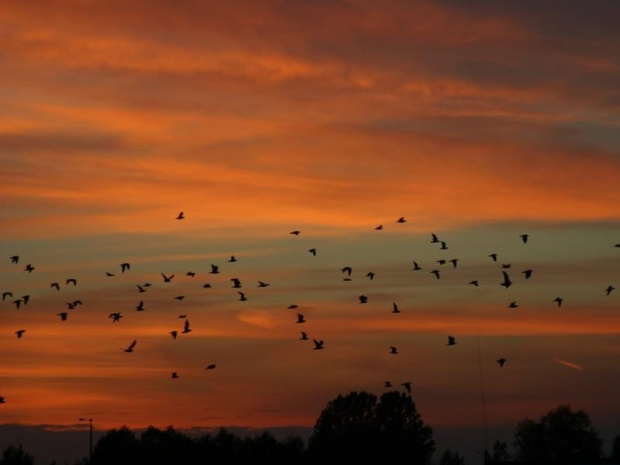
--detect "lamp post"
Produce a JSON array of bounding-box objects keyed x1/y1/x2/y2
[{"x1": 79, "y1": 417, "x2": 93, "y2": 462}]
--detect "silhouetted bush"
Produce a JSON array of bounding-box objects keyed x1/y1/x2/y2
[
  {"x1": 0, "y1": 445, "x2": 33, "y2": 465},
  {"x1": 439, "y1": 448, "x2": 465, "y2": 465}
]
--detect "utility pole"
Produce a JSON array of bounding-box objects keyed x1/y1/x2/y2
[{"x1": 79, "y1": 417, "x2": 93, "y2": 462}]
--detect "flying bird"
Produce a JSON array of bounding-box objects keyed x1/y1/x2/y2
[
  {"x1": 437, "y1": 260, "x2": 446, "y2": 266},
  {"x1": 2, "y1": 292, "x2": 12, "y2": 301},
  {"x1": 176, "y1": 212, "x2": 184, "y2": 220},
  {"x1": 228, "y1": 255, "x2": 237, "y2": 263},
  {"x1": 57, "y1": 312, "x2": 68, "y2": 321},
  {"x1": 300, "y1": 331, "x2": 308, "y2": 340},
  {"x1": 51, "y1": 282, "x2": 60, "y2": 291},
  {"x1": 10, "y1": 255, "x2": 19, "y2": 264},
  {"x1": 440, "y1": 241, "x2": 448, "y2": 250},
  {"x1": 359, "y1": 295, "x2": 368, "y2": 304},
  {"x1": 173, "y1": 296, "x2": 185, "y2": 301},
  {"x1": 137, "y1": 285, "x2": 146, "y2": 293},
  {"x1": 161, "y1": 273, "x2": 174, "y2": 282},
  {"x1": 501, "y1": 264, "x2": 511, "y2": 269},
  {"x1": 430, "y1": 270, "x2": 441, "y2": 279},
  {"x1": 123, "y1": 340, "x2": 137, "y2": 352},
  {"x1": 553, "y1": 297, "x2": 563, "y2": 307},
  {"x1": 186, "y1": 271, "x2": 195, "y2": 278},
  {"x1": 178, "y1": 315, "x2": 186, "y2": 319},
  {"x1": 296, "y1": 314, "x2": 306, "y2": 324},
  {"x1": 401, "y1": 382, "x2": 412, "y2": 394},
  {"x1": 469, "y1": 280, "x2": 479, "y2": 287},
  {"x1": 290, "y1": 230, "x2": 301, "y2": 235},
  {"x1": 501, "y1": 271, "x2": 513, "y2": 289},
  {"x1": 105, "y1": 272, "x2": 115, "y2": 277},
  {"x1": 605, "y1": 285, "x2": 615, "y2": 296},
  {"x1": 497, "y1": 358, "x2": 507, "y2": 368},
  {"x1": 389, "y1": 346, "x2": 398, "y2": 354},
  {"x1": 430, "y1": 233, "x2": 440, "y2": 243},
  {"x1": 120, "y1": 263, "x2": 130, "y2": 273},
  {"x1": 136, "y1": 300, "x2": 145, "y2": 311},
  {"x1": 13, "y1": 299, "x2": 22, "y2": 309},
  {"x1": 308, "y1": 248, "x2": 317, "y2": 256},
  {"x1": 257, "y1": 281, "x2": 270, "y2": 287},
  {"x1": 412, "y1": 261, "x2": 421, "y2": 271},
  {"x1": 202, "y1": 283, "x2": 212, "y2": 289},
  {"x1": 508, "y1": 301, "x2": 519, "y2": 308},
  {"x1": 238, "y1": 291, "x2": 247, "y2": 302},
  {"x1": 384, "y1": 381, "x2": 392, "y2": 388},
  {"x1": 391, "y1": 302, "x2": 400, "y2": 314},
  {"x1": 22, "y1": 295, "x2": 29, "y2": 305},
  {"x1": 313, "y1": 339, "x2": 324, "y2": 350},
  {"x1": 341, "y1": 266, "x2": 352, "y2": 277},
  {"x1": 366, "y1": 272, "x2": 375, "y2": 280},
  {"x1": 66, "y1": 278, "x2": 77, "y2": 286},
  {"x1": 397, "y1": 217, "x2": 406, "y2": 223},
  {"x1": 109, "y1": 312, "x2": 123, "y2": 322},
  {"x1": 0, "y1": 396, "x2": 5, "y2": 404},
  {"x1": 171, "y1": 372, "x2": 179, "y2": 379},
  {"x1": 522, "y1": 269, "x2": 533, "y2": 279},
  {"x1": 169, "y1": 331, "x2": 178, "y2": 340},
  {"x1": 24, "y1": 264, "x2": 35, "y2": 273},
  {"x1": 447, "y1": 335, "x2": 457, "y2": 346},
  {"x1": 205, "y1": 364, "x2": 217, "y2": 370},
  {"x1": 15, "y1": 330, "x2": 26, "y2": 339},
  {"x1": 210, "y1": 265, "x2": 220, "y2": 274},
  {"x1": 231, "y1": 278, "x2": 242, "y2": 288},
  {"x1": 182, "y1": 320, "x2": 192, "y2": 334},
  {"x1": 488, "y1": 254, "x2": 498, "y2": 262},
  {"x1": 287, "y1": 304, "x2": 298, "y2": 309},
  {"x1": 449, "y1": 259, "x2": 459, "y2": 268},
  {"x1": 375, "y1": 225, "x2": 383, "y2": 230},
  {"x1": 520, "y1": 234, "x2": 529, "y2": 244}
]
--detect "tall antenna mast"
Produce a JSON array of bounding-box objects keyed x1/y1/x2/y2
[{"x1": 477, "y1": 333, "x2": 489, "y2": 464}]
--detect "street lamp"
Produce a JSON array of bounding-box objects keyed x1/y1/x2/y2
[{"x1": 78, "y1": 417, "x2": 93, "y2": 462}]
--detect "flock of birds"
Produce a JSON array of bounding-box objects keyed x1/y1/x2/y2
[{"x1": 1, "y1": 212, "x2": 618, "y2": 406}]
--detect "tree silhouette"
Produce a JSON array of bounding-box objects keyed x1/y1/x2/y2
[
  {"x1": 612, "y1": 434, "x2": 620, "y2": 461},
  {"x1": 439, "y1": 448, "x2": 465, "y2": 465},
  {"x1": 0, "y1": 445, "x2": 33, "y2": 465},
  {"x1": 308, "y1": 390, "x2": 435, "y2": 463},
  {"x1": 513, "y1": 404, "x2": 603, "y2": 463},
  {"x1": 91, "y1": 425, "x2": 139, "y2": 465}
]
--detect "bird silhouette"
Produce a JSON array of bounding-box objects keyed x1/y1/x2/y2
[
  {"x1": 173, "y1": 296, "x2": 185, "y2": 301},
  {"x1": 359, "y1": 295, "x2": 368, "y2": 304},
  {"x1": 10, "y1": 256, "x2": 19, "y2": 264},
  {"x1": 2, "y1": 292, "x2": 12, "y2": 301},
  {"x1": 137, "y1": 285, "x2": 147, "y2": 293},
  {"x1": 389, "y1": 346, "x2": 398, "y2": 354},
  {"x1": 430, "y1": 270, "x2": 441, "y2": 279},
  {"x1": 171, "y1": 372, "x2": 179, "y2": 379},
  {"x1": 290, "y1": 230, "x2": 301, "y2": 235},
  {"x1": 238, "y1": 291, "x2": 247, "y2": 301},
  {"x1": 105, "y1": 272, "x2": 115, "y2": 277},
  {"x1": 469, "y1": 280, "x2": 479, "y2": 287},
  {"x1": 501, "y1": 264, "x2": 511, "y2": 269},
  {"x1": 209, "y1": 265, "x2": 220, "y2": 274},
  {"x1": 488, "y1": 253, "x2": 498, "y2": 262},
  {"x1": 66, "y1": 278, "x2": 77, "y2": 286},
  {"x1": 257, "y1": 281, "x2": 270, "y2": 287},
  {"x1": 449, "y1": 259, "x2": 459, "y2": 268},
  {"x1": 522, "y1": 269, "x2": 533, "y2": 279},
  {"x1": 605, "y1": 285, "x2": 615, "y2": 296},
  {"x1": 109, "y1": 312, "x2": 123, "y2": 322},
  {"x1": 401, "y1": 382, "x2": 412, "y2": 394},
  {"x1": 497, "y1": 358, "x2": 507, "y2": 368},
  {"x1": 136, "y1": 300, "x2": 145, "y2": 311},
  {"x1": 169, "y1": 331, "x2": 178, "y2": 340},
  {"x1": 122, "y1": 340, "x2": 137, "y2": 352},
  {"x1": 231, "y1": 278, "x2": 242, "y2": 288},
  {"x1": 13, "y1": 299, "x2": 22, "y2": 309},
  {"x1": 313, "y1": 339, "x2": 324, "y2": 350},
  {"x1": 375, "y1": 225, "x2": 383, "y2": 230},
  {"x1": 300, "y1": 331, "x2": 308, "y2": 340},
  {"x1": 15, "y1": 330, "x2": 26, "y2": 339},
  {"x1": 397, "y1": 217, "x2": 406, "y2": 223},
  {"x1": 228, "y1": 255, "x2": 237, "y2": 263},
  {"x1": 431, "y1": 233, "x2": 440, "y2": 243},
  {"x1": 391, "y1": 302, "x2": 400, "y2": 314},
  {"x1": 412, "y1": 261, "x2": 422, "y2": 271},
  {"x1": 437, "y1": 260, "x2": 446, "y2": 265},
  {"x1": 287, "y1": 304, "x2": 298, "y2": 309},
  {"x1": 0, "y1": 396, "x2": 5, "y2": 403},
  {"x1": 182, "y1": 320, "x2": 192, "y2": 334},
  {"x1": 447, "y1": 335, "x2": 457, "y2": 346},
  {"x1": 501, "y1": 271, "x2": 513, "y2": 289},
  {"x1": 161, "y1": 273, "x2": 174, "y2": 282},
  {"x1": 22, "y1": 295, "x2": 29, "y2": 305},
  {"x1": 553, "y1": 297, "x2": 563, "y2": 307},
  {"x1": 186, "y1": 271, "x2": 195, "y2": 278},
  {"x1": 57, "y1": 312, "x2": 68, "y2": 321},
  {"x1": 202, "y1": 283, "x2": 212, "y2": 288},
  {"x1": 366, "y1": 272, "x2": 375, "y2": 280},
  {"x1": 440, "y1": 241, "x2": 448, "y2": 250},
  {"x1": 384, "y1": 381, "x2": 392, "y2": 388},
  {"x1": 120, "y1": 263, "x2": 130, "y2": 273},
  {"x1": 308, "y1": 248, "x2": 317, "y2": 256},
  {"x1": 178, "y1": 315, "x2": 187, "y2": 319},
  {"x1": 24, "y1": 264, "x2": 35, "y2": 273},
  {"x1": 205, "y1": 364, "x2": 217, "y2": 370},
  {"x1": 296, "y1": 314, "x2": 306, "y2": 323},
  {"x1": 341, "y1": 266, "x2": 352, "y2": 277},
  {"x1": 176, "y1": 212, "x2": 184, "y2": 220},
  {"x1": 615, "y1": 244, "x2": 620, "y2": 248},
  {"x1": 508, "y1": 301, "x2": 519, "y2": 308},
  {"x1": 51, "y1": 282, "x2": 60, "y2": 291},
  {"x1": 520, "y1": 234, "x2": 529, "y2": 244}
]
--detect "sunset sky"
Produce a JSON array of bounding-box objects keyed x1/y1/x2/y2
[{"x1": 1, "y1": 0, "x2": 619, "y2": 457}]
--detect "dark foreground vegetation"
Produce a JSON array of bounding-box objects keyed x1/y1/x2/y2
[{"x1": 2, "y1": 392, "x2": 620, "y2": 465}]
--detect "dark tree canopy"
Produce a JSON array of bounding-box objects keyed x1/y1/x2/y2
[
  {"x1": 308, "y1": 390, "x2": 435, "y2": 463},
  {"x1": 0, "y1": 445, "x2": 33, "y2": 465},
  {"x1": 513, "y1": 404, "x2": 603, "y2": 463}
]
